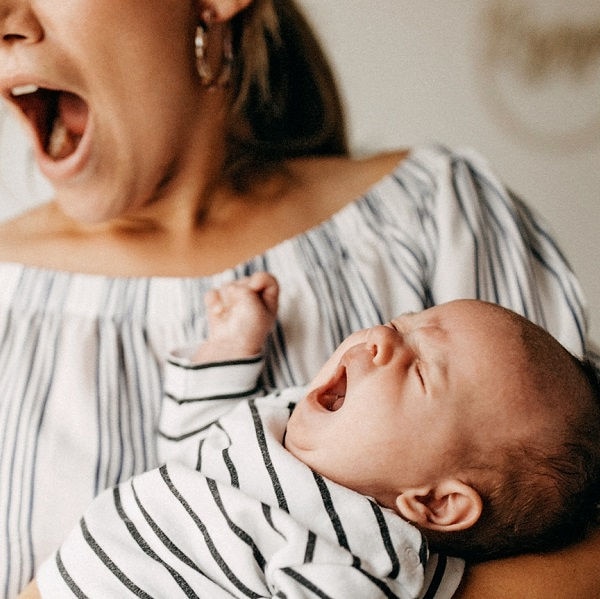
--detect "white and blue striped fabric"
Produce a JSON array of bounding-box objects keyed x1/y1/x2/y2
[
  {"x1": 0, "y1": 145, "x2": 590, "y2": 598},
  {"x1": 37, "y1": 357, "x2": 431, "y2": 598}
]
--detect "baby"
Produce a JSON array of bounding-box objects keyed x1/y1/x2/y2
[
  {"x1": 183, "y1": 272, "x2": 600, "y2": 561},
  {"x1": 35, "y1": 273, "x2": 600, "y2": 598}
]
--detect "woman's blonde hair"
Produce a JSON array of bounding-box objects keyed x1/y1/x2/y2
[{"x1": 226, "y1": 0, "x2": 348, "y2": 188}]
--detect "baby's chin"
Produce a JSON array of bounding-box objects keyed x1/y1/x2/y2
[
  {"x1": 284, "y1": 407, "x2": 322, "y2": 467},
  {"x1": 282, "y1": 415, "x2": 303, "y2": 456}
]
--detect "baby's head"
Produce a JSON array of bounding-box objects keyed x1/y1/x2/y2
[{"x1": 285, "y1": 299, "x2": 600, "y2": 560}]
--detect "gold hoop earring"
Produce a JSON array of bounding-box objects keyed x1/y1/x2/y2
[
  {"x1": 215, "y1": 25, "x2": 233, "y2": 88},
  {"x1": 195, "y1": 24, "x2": 214, "y2": 86},
  {"x1": 195, "y1": 16, "x2": 233, "y2": 89}
]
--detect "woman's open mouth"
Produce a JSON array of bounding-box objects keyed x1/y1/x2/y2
[
  {"x1": 9, "y1": 85, "x2": 89, "y2": 162},
  {"x1": 316, "y1": 364, "x2": 347, "y2": 412}
]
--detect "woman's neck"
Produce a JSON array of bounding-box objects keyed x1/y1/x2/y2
[{"x1": 0, "y1": 150, "x2": 408, "y2": 277}]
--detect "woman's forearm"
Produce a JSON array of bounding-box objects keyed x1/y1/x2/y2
[{"x1": 454, "y1": 526, "x2": 600, "y2": 598}]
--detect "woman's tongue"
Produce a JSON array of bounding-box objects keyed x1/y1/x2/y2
[{"x1": 47, "y1": 92, "x2": 88, "y2": 160}]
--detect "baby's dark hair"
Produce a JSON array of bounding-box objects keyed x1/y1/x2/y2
[{"x1": 426, "y1": 357, "x2": 600, "y2": 562}]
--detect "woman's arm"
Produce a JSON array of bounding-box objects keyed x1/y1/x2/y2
[{"x1": 454, "y1": 526, "x2": 600, "y2": 598}]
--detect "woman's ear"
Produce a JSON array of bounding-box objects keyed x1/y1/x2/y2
[
  {"x1": 197, "y1": 0, "x2": 253, "y2": 23},
  {"x1": 395, "y1": 479, "x2": 483, "y2": 532}
]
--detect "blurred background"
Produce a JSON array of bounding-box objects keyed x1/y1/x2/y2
[{"x1": 1, "y1": 0, "x2": 599, "y2": 339}]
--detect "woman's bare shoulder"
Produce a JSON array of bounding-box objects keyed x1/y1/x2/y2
[
  {"x1": 0, "y1": 204, "x2": 44, "y2": 240},
  {"x1": 0, "y1": 202, "x2": 73, "y2": 262},
  {"x1": 293, "y1": 149, "x2": 409, "y2": 188},
  {"x1": 287, "y1": 148, "x2": 409, "y2": 214}
]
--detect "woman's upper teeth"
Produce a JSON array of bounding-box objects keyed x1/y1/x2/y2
[{"x1": 11, "y1": 84, "x2": 40, "y2": 97}]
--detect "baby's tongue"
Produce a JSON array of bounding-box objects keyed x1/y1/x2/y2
[{"x1": 47, "y1": 92, "x2": 88, "y2": 160}]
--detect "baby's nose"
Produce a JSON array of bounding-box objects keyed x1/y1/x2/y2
[{"x1": 366, "y1": 325, "x2": 407, "y2": 365}]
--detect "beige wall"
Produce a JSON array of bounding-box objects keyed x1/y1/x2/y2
[{"x1": 1, "y1": 0, "x2": 599, "y2": 339}]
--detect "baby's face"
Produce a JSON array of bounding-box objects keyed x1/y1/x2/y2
[{"x1": 285, "y1": 300, "x2": 550, "y2": 508}]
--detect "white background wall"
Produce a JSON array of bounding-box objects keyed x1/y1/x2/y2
[{"x1": 1, "y1": 0, "x2": 599, "y2": 339}]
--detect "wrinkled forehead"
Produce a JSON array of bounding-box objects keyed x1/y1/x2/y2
[
  {"x1": 397, "y1": 300, "x2": 564, "y2": 391},
  {"x1": 393, "y1": 299, "x2": 527, "y2": 361},
  {"x1": 420, "y1": 299, "x2": 526, "y2": 343}
]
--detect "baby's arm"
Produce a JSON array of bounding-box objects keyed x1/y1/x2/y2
[
  {"x1": 193, "y1": 271, "x2": 279, "y2": 363},
  {"x1": 158, "y1": 273, "x2": 279, "y2": 465}
]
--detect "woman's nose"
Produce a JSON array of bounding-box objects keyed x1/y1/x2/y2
[
  {"x1": 1, "y1": 4, "x2": 43, "y2": 45},
  {"x1": 365, "y1": 325, "x2": 413, "y2": 366}
]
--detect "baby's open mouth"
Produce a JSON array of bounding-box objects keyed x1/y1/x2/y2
[
  {"x1": 9, "y1": 85, "x2": 88, "y2": 161},
  {"x1": 317, "y1": 365, "x2": 347, "y2": 411}
]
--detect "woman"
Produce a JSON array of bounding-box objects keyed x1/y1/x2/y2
[{"x1": 1, "y1": 0, "x2": 597, "y2": 597}]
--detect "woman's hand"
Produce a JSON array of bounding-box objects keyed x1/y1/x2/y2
[
  {"x1": 18, "y1": 580, "x2": 41, "y2": 599},
  {"x1": 454, "y1": 525, "x2": 600, "y2": 598}
]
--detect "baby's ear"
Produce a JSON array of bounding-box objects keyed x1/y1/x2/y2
[{"x1": 395, "y1": 480, "x2": 482, "y2": 532}]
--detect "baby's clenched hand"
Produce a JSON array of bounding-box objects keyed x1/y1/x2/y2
[{"x1": 192, "y1": 272, "x2": 279, "y2": 363}]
